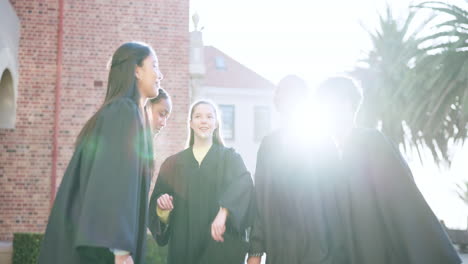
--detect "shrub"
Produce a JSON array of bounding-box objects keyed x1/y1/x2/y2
[
  {"x1": 12, "y1": 233, "x2": 44, "y2": 264},
  {"x1": 12, "y1": 233, "x2": 167, "y2": 264}
]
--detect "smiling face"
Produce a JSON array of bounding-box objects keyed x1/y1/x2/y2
[
  {"x1": 190, "y1": 103, "x2": 218, "y2": 143},
  {"x1": 135, "y1": 54, "x2": 163, "y2": 98}
]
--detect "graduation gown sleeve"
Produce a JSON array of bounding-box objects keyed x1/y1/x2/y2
[
  {"x1": 367, "y1": 130, "x2": 461, "y2": 264},
  {"x1": 148, "y1": 156, "x2": 176, "y2": 246},
  {"x1": 74, "y1": 98, "x2": 143, "y2": 255},
  {"x1": 218, "y1": 148, "x2": 255, "y2": 233},
  {"x1": 248, "y1": 139, "x2": 268, "y2": 256}
]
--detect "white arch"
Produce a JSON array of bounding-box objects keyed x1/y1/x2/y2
[
  {"x1": 0, "y1": 69, "x2": 16, "y2": 128},
  {"x1": 0, "y1": 1, "x2": 20, "y2": 129},
  {"x1": 0, "y1": 48, "x2": 19, "y2": 129}
]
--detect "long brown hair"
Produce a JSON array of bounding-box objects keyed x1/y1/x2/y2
[
  {"x1": 76, "y1": 42, "x2": 155, "y2": 145},
  {"x1": 188, "y1": 100, "x2": 225, "y2": 147}
]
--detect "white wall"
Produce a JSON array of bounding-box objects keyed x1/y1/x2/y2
[{"x1": 0, "y1": 1, "x2": 20, "y2": 129}]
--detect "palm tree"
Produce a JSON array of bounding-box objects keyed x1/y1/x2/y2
[
  {"x1": 352, "y1": 2, "x2": 468, "y2": 165},
  {"x1": 352, "y1": 6, "x2": 428, "y2": 155},
  {"x1": 455, "y1": 181, "x2": 468, "y2": 230},
  {"x1": 406, "y1": 1, "x2": 468, "y2": 164},
  {"x1": 455, "y1": 181, "x2": 468, "y2": 206}
]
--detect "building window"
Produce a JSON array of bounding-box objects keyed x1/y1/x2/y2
[
  {"x1": 215, "y1": 56, "x2": 226, "y2": 70},
  {"x1": 219, "y1": 104, "x2": 235, "y2": 140},
  {"x1": 254, "y1": 106, "x2": 271, "y2": 141}
]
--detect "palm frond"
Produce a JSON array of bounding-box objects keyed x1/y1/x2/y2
[{"x1": 351, "y1": 2, "x2": 468, "y2": 166}]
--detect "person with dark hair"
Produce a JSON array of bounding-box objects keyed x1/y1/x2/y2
[
  {"x1": 315, "y1": 76, "x2": 461, "y2": 264},
  {"x1": 148, "y1": 100, "x2": 255, "y2": 264},
  {"x1": 247, "y1": 75, "x2": 344, "y2": 264},
  {"x1": 149, "y1": 88, "x2": 172, "y2": 137},
  {"x1": 38, "y1": 41, "x2": 163, "y2": 264}
]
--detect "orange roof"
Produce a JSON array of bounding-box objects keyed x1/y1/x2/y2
[{"x1": 203, "y1": 46, "x2": 275, "y2": 90}]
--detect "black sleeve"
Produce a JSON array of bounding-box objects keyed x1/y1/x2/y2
[
  {"x1": 148, "y1": 157, "x2": 176, "y2": 246},
  {"x1": 218, "y1": 149, "x2": 255, "y2": 233},
  {"x1": 74, "y1": 98, "x2": 142, "y2": 255},
  {"x1": 248, "y1": 140, "x2": 268, "y2": 256}
]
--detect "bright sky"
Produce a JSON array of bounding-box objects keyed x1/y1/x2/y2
[
  {"x1": 189, "y1": 0, "x2": 468, "y2": 228},
  {"x1": 190, "y1": 0, "x2": 416, "y2": 86}
]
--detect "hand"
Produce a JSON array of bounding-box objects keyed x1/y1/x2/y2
[
  {"x1": 211, "y1": 207, "x2": 228, "y2": 242},
  {"x1": 157, "y1": 194, "x2": 174, "y2": 211},
  {"x1": 247, "y1": 256, "x2": 261, "y2": 264},
  {"x1": 115, "y1": 254, "x2": 133, "y2": 264}
]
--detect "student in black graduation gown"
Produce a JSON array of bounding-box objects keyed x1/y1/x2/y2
[
  {"x1": 148, "y1": 100, "x2": 255, "y2": 264},
  {"x1": 38, "y1": 42, "x2": 163, "y2": 264},
  {"x1": 247, "y1": 75, "x2": 345, "y2": 264},
  {"x1": 315, "y1": 76, "x2": 461, "y2": 264}
]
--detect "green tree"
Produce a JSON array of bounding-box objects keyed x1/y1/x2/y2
[
  {"x1": 456, "y1": 181, "x2": 468, "y2": 206},
  {"x1": 352, "y1": 2, "x2": 468, "y2": 165}
]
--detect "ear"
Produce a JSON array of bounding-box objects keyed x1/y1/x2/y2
[
  {"x1": 189, "y1": 119, "x2": 194, "y2": 130},
  {"x1": 135, "y1": 67, "x2": 141, "y2": 80}
]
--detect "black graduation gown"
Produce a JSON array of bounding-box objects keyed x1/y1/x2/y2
[
  {"x1": 148, "y1": 144, "x2": 255, "y2": 264},
  {"x1": 338, "y1": 128, "x2": 461, "y2": 264},
  {"x1": 249, "y1": 130, "x2": 346, "y2": 264},
  {"x1": 38, "y1": 97, "x2": 153, "y2": 264}
]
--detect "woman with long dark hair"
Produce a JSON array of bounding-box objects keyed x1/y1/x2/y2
[
  {"x1": 149, "y1": 100, "x2": 255, "y2": 264},
  {"x1": 38, "y1": 42, "x2": 163, "y2": 264}
]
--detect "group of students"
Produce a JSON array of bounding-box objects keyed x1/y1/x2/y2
[{"x1": 37, "y1": 41, "x2": 462, "y2": 264}]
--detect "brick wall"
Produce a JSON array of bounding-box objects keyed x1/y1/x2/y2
[{"x1": 0, "y1": 0, "x2": 189, "y2": 241}]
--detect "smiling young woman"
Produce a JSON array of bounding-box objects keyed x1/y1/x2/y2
[
  {"x1": 148, "y1": 100, "x2": 255, "y2": 264},
  {"x1": 38, "y1": 42, "x2": 162, "y2": 264}
]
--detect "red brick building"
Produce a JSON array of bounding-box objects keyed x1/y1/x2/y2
[{"x1": 0, "y1": 0, "x2": 190, "y2": 241}]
